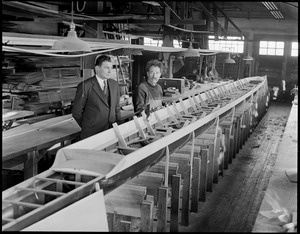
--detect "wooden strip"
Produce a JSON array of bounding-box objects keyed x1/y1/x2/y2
[
  {"x1": 24, "y1": 151, "x2": 38, "y2": 179},
  {"x1": 179, "y1": 98, "x2": 189, "y2": 115},
  {"x1": 213, "y1": 127, "x2": 221, "y2": 183},
  {"x1": 133, "y1": 116, "x2": 147, "y2": 139},
  {"x1": 224, "y1": 128, "x2": 230, "y2": 170},
  {"x1": 34, "y1": 176, "x2": 85, "y2": 186},
  {"x1": 198, "y1": 91, "x2": 207, "y2": 107},
  {"x1": 15, "y1": 187, "x2": 65, "y2": 196},
  {"x1": 170, "y1": 174, "x2": 181, "y2": 232},
  {"x1": 191, "y1": 156, "x2": 200, "y2": 212},
  {"x1": 140, "y1": 196, "x2": 154, "y2": 232},
  {"x1": 207, "y1": 143, "x2": 214, "y2": 192},
  {"x1": 2, "y1": 199, "x2": 43, "y2": 208},
  {"x1": 199, "y1": 149, "x2": 208, "y2": 201},
  {"x1": 166, "y1": 105, "x2": 179, "y2": 125},
  {"x1": 188, "y1": 95, "x2": 198, "y2": 112},
  {"x1": 157, "y1": 187, "x2": 168, "y2": 232},
  {"x1": 181, "y1": 161, "x2": 191, "y2": 226},
  {"x1": 112, "y1": 123, "x2": 127, "y2": 147}
]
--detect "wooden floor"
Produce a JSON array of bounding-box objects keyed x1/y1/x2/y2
[{"x1": 179, "y1": 101, "x2": 292, "y2": 232}]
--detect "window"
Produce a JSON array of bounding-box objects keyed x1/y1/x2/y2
[
  {"x1": 259, "y1": 41, "x2": 284, "y2": 56},
  {"x1": 143, "y1": 37, "x2": 181, "y2": 48},
  {"x1": 144, "y1": 37, "x2": 162, "y2": 47},
  {"x1": 208, "y1": 36, "x2": 244, "y2": 53},
  {"x1": 291, "y1": 42, "x2": 298, "y2": 57}
]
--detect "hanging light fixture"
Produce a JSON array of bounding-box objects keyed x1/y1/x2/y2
[
  {"x1": 51, "y1": 2, "x2": 92, "y2": 52},
  {"x1": 243, "y1": 54, "x2": 253, "y2": 61},
  {"x1": 223, "y1": 53, "x2": 236, "y2": 64},
  {"x1": 182, "y1": 41, "x2": 200, "y2": 58},
  {"x1": 182, "y1": 33, "x2": 200, "y2": 58}
]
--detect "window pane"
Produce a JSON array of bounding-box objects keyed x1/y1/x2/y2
[
  {"x1": 291, "y1": 50, "x2": 298, "y2": 57},
  {"x1": 260, "y1": 48, "x2": 267, "y2": 55},
  {"x1": 292, "y1": 42, "x2": 298, "y2": 49},
  {"x1": 276, "y1": 41, "x2": 284, "y2": 48},
  {"x1": 276, "y1": 49, "x2": 284, "y2": 56},
  {"x1": 268, "y1": 48, "x2": 276, "y2": 55},
  {"x1": 260, "y1": 41, "x2": 268, "y2": 47},
  {"x1": 268, "y1": 41, "x2": 276, "y2": 48}
]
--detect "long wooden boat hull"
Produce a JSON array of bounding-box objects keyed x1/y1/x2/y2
[{"x1": 2, "y1": 76, "x2": 269, "y2": 231}]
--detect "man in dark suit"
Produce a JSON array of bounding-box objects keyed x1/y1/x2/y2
[{"x1": 72, "y1": 54, "x2": 121, "y2": 140}]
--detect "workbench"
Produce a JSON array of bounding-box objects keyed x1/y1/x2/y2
[
  {"x1": 2, "y1": 110, "x2": 136, "y2": 181},
  {"x1": 252, "y1": 101, "x2": 297, "y2": 232},
  {"x1": 2, "y1": 114, "x2": 81, "y2": 179}
]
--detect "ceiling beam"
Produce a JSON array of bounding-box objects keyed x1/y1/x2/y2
[
  {"x1": 212, "y1": 3, "x2": 248, "y2": 40},
  {"x1": 197, "y1": 2, "x2": 228, "y2": 36},
  {"x1": 33, "y1": 17, "x2": 206, "y2": 25}
]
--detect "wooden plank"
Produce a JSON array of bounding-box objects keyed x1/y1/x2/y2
[
  {"x1": 199, "y1": 149, "x2": 208, "y2": 202},
  {"x1": 3, "y1": 200, "x2": 43, "y2": 208},
  {"x1": 15, "y1": 186, "x2": 65, "y2": 196},
  {"x1": 170, "y1": 174, "x2": 181, "y2": 232},
  {"x1": 180, "y1": 160, "x2": 191, "y2": 226},
  {"x1": 157, "y1": 187, "x2": 168, "y2": 232},
  {"x1": 224, "y1": 128, "x2": 230, "y2": 170},
  {"x1": 213, "y1": 129, "x2": 221, "y2": 183},
  {"x1": 140, "y1": 196, "x2": 154, "y2": 232},
  {"x1": 207, "y1": 143, "x2": 214, "y2": 192},
  {"x1": 191, "y1": 156, "x2": 200, "y2": 212}
]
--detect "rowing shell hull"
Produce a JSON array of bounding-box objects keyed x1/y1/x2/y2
[{"x1": 100, "y1": 119, "x2": 216, "y2": 194}]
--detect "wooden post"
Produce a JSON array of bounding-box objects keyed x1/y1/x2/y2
[
  {"x1": 199, "y1": 148, "x2": 208, "y2": 201},
  {"x1": 206, "y1": 143, "x2": 214, "y2": 192},
  {"x1": 24, "y1": 150, "x2": 38, "y2": 179},
  {"x1": 213, "y1": 129, "x2": 221, "y2": 183},
  {"x1": 164, "y1": 146, "x2": 170, "y2": 187},
  {"x1": 140, "y1": 195, "x2": 154, "y2": 232},
  {"x1": 224, "y1": 127, "x2": 230, "y2": 170},
  {"x1": 235, "y1": 116, "x2": 241, "y2": 155},
  {"x1": 218, "y1": 132, "x2": 224, "y2": 176},
  {"x1": 157, "y1": 186, "x2": 168, "y2": 232},
  {"x1": 229, "y1": 135, "x2": 234, "y2": 164},
  {"x1": 191, "y1": 156, "x2": 200, "y2": 213},
  {"x1": 181, "y1": 164, "x2": 191, "y2": 226},
  {"x1": 170, "y1": 174, "x2": 181, "y2": 232}
]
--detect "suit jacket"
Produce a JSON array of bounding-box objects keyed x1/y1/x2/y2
[{"x1": 72, "y1": 76, "x2": 121, "y2": 139}]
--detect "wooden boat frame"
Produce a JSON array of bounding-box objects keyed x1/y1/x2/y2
[{"x1": 2, "y1": 76, "x2": 269, "y2": 231}]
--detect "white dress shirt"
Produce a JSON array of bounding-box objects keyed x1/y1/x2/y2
[{"x1": 96, "y1": 74, "x2": 107, "y2": 91}]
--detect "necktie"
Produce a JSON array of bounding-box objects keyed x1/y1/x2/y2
[{"x1": 103, "y1": 80, "x2": 107, "y2": 96}]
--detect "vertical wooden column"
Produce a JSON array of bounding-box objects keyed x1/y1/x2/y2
[
  {"x1": 181, "y1": 165, "x2": 191, "y2": 226},
  {"x1": 235, "y1": 116, "x2": 241, "y2": 155},
  {"x1": 229, "y1": 134, "x2": 234, "y2": 163},
  {"x1": 224, "y1": 127, "x2": 231, "y2": 169},
  {"x1": 191, "y1": 157, "x2": 200, "y2": 213},
  {"x1": 24, "y1": 150, "x2": 38, "y2": 179},
  {"x1": 213, "y1": 129, "x2": 221, "y2": 183},
  {"x1": 206, "y1": 143, "x2": 214, "y2": 192},
  {"x1": 218, "y1": 132, "x2": 225, "y2": 176},
  {"x1": 170, "y1": 174, "x2": 181, "y2": 232},
  {"x1": 157, "y1": 186, "x2": 168, "y2": 232},
  {"x1": 141, "y1": 195, "x2": 154, "y2": 232},
  {"x1": 199, "y1": 148, "x2": 208, "y2": 201}
]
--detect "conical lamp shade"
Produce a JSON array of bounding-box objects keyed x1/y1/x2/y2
[
  {"x1": 52, "y1": 23, "x2": 92, "y2": 52},
  {"x1": 243, "y1": 54, "x2": 253, "y2": 61},
  {"x1": 224, "y1": 53, "x2": 236, "y2": 64},
  {"x1": 182, "y1": 43, "x2": 200, "y2": 58}
]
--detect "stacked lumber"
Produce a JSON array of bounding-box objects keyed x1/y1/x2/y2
[
  {"x1": 37, "y1": 68, "x2": 83, "y2": 88},
  {"x1": 37, "y1": 88, "x2": 77, "y2": 104},
  {"x1": 4, "y1": 72, "x2": 44, "y2": 85},
  {"x1": 23, "y1": 101, "x2": 52, "y2": 115}
]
